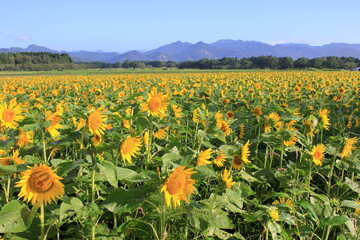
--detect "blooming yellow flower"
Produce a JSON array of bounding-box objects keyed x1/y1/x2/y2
[
  {"x1": 141, "y1": 91, "x2": 169, "y2": 117},
  {"x1": 216, "y1": 119, "x2": 232, "y2": 136},
  {"x1": 268, "y1": 206, "x2": 280, "y2": 221},
  {"x1": 172, "y1": 105, "x2": 183, "y2": 119},
  {"x1": 214, "y1": 152, "x2": 227, "y2": 167},
  {"x1": 91, "y1": 134, "x2": 102, "y2": 147},
  {"x1": 15, "y1": 164, "x2": 64, "y2": 205},
  {"x1": 310, "y1": 143, "x2": 326, "y2": 166},
  {"x1": 88, "y1": 107, "x2": 107, "y2": 136},
  {"x1": 273, "y1": 197, "x2": 294, "y2": 212},
  {"x1": 120, "y1": 136, "x2": 142, "y2": 163},
  {"x1": 341, "y1": 137, "x2": 357, "y2": 158},
  {"x1": 0, "y1": 99, "x2": 25, "y2": 129},
  {"x1": 161, "y1": 166, "x2": 196, "y2": 207},
  {"x1": 17, "y1": 130, "x2": 33, "y2": 148},
  {"x1": 143, "y1": 130, "x2": 150, "y2": 151},
  {"x1": 197, "y1": 148, "x2": 212, "y2": 166},
  {"x1": 239, "y1": 124, "x2": 245, "y2": 139},
  {"x1": 319, "y1": 109, "x2": 331, "y2": 130},
  {"x1": 241, "y1": 140, "x2": 251, "y2": 164},
  {"x1": 0, "y1": 150, "x2": 25, "y2": 165},
  {"x1": 154, "y1": 127, "x2": 169, "y2": 140},
  {"x1": 355, "y1": 200, "x2": 360, "y2": 215},
  {"x1": 252, "y1": 106, "x2": 263, "y2": 117},
  {"x1": 222, "y1": 169, "x2": 235, "y2": 188},
  {"x1": 45, "y1": 111, "x2": 62, "y2": 138}
]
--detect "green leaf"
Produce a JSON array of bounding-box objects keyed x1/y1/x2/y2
[
  {"x1": 59, "y1": 197, "x2": 84, "y2": 221},
  {"x1": 51, "y1": 159, "x2": 85, "y2": 177},
  {"x1": 128, "y1": 170, "x2": 158, "y2": 182},
  {"x1": 267, "y1": 221, "x2": 281, "y2": 240},
  {"x1": 340, "y1": 200, "x2": 360, "y2": 210},
  {"x1": 116, "y1": 167, "x2": 137, "y2": 180},
  {"x1": 296, "y1": 200, "x2": 318, "y2": 219},
  {"x1": 239, "y1": 171, "x2": 261, "y2": 183},
  {"x1": 102, "y1": 184, "x2": 156, "y2": 213},
  {"x1": 345, "y1": 177, "x2": 360, "y2": 194},
  {"x1": 161, "y1": 152, "x2": 182, "y2": 172},
  {"x1": 0, "y1": 164, "x2": 18, "y2": 176},
  {"x1": 193, "y1": 165, "x2": 216, "y2": 179},
  {"x1": 0, "y1": 200, "x2": 37, "y2": 233},
  {"x1": 319, "y1": 215, "x2": 349, "y2": 227},
  {"x1": 97, "y1": 160, "x2": 118, "y2": 187}
]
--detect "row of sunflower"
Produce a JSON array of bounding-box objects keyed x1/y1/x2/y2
[{"x1": 0, "y1": 71, "x2": 359, "y2": 239}]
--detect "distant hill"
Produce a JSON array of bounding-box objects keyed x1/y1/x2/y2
[{"x1": 2, "y1": 40, "x2": 360, "y2": 63}]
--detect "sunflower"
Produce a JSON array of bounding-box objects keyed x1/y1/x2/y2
[
  {"x1": 319, "y1": 109, "x2": 331, "y2": 130},
  {"x1": 17, "y1": 130, "x2": 33, "y2": 148},
  {"x1": 226, "y1": 111, "x2": 235, "y2": 119},
  {"x1": 141, "y1": 91, "x2": 169, "y2": 117},
  {"x1": 0, "y1": 150, "x2": 25, "y2": 165},
  {"x1": 72, "y1": 117, "x2": 86, "y2": 131},
  {"x1": 341, "y1": 137, "x2": 358, "y2": 159},
  {"x1": 241, "y1": 140, "x2": 251, "y2": 164},
  {"x1": 172, "y1": 105, "x2": 183, "y2": 119},
  {"x1": 143, "y1": 130, "x2": 150, "y2": 151},
  {"x1": 268, "y1": 206, "x2": 279, "y2": 221},
  {"x1": 214, "y1": 152, "x2": 227, "y2": 167},
  {"x1": 120, "y1": 136, "x2": 142, "y2": 163},
  {"x1": 91, "y1": 134, "x2": 102, "y2": 147},
  {"x1": 267, "y1": 112, "x2": 281, "y2": 122},
  {"x1": 252, "y1": 106, "x2": 263, "y2": 117},
  {"x1": 222, "y1": 169, "x2": 236, "y2": 189},
  {"x1": 216, "y1": 119, "x2": 232, "y2": 136},
  {"x1": 310, "y1": 143, "x2": 326, "y2": 166},
  {"x1": 122, "y1": 119, "x2": 131, "y2": 129},
  {"x1": 355, "y1": 200, "x2": 360, "y2": 215},
  {"x1": 88, "y1": 107, "x2": 108, "y2": 136},
  {"x1": 232, "y1": 155, "x2": 243, "y2": 170},
  {"x1": 45, "y1": 111, "x2": 62, "y2": 138},
  {"x1": 0, "y1": 99, "x2": 25, "y2": 129},
  {"x1": 273, "y1": 197, "x2": 295, "y2": 212},
  {"x1": 283, "y1": 126, "x2": 298, "y2": 147},
  {"x1": 15, "y1": 164, "x2": 64, "y2": 205},
  {"x1": 197, "y1": 148, "x2": 212, "y2": 166},
  {"x1": 160, "y1": 166, "x2": 196, "y2": 208},
  {"x1": 239, "y1": 124, "x2": 245, "y2": 139},
  {"x1": 193, "y1": 109, "x2": 200, "y2": 123},
  {"x1": 303, "y1": 118, "x2": 315, "y2": 137},
  {"x1": 154, "y1": 127, "x2": 169, "y2": 140}
]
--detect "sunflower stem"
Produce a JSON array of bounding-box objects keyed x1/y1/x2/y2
[
  {"x1": 159, "y1": 195, "x2": 166, "y2": 240},
  {"x1": 280, "y1": 148, "x2": 284, "y2": 168},
  {"x1": 42, "y1": 129, "x2": 47, "y2": 163},
  {"x1": 91, "y1": 168, "x2": 96, "y2": 203},
  {"x1": 5, "y1": 175, "x2": 11, "y2": 203},
  {"x1": 40, "y1": 203, "x2": 45, "y2": 240},
  {"x1": 91, "y1": 167, "x2": 96, "y2": 240}
]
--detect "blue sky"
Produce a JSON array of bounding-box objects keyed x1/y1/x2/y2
[{"x1": 2, "y1": 0, "x2": 359, "y2": 53}]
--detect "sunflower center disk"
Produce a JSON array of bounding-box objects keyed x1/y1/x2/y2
[
  {"x1": 234, "y1": 156, "x2": 242, "y2": 165},
  {"x1": 28, "y1": 171, "x2": 54, "y2": 193},
  {"x1": 148, "y1": 97, "x2": 161, "y2": 112},
  {"x1": 166, "y1": 174, "x2": 186, "y2": 195},
  {"x1": 3, "y1": 110, "x2": 15, "y2": 122},
  {"x1": 314, "y1": 150, "x2": 322, "y2": 160}
]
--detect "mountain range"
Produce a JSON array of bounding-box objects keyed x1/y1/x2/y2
[{"x1": 2, "y1": 40, "x2": 360, "y2": 63}]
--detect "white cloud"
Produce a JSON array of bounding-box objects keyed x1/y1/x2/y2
[
  {"x1": 15, "y1": 35, "x2": 31, "y2": 41},
  {"x1": 266, "y1": 40, "x2": 287, "y2": 46}
]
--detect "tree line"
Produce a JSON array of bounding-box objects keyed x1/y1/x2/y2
[
  {"x1": 177, "y1": 56, "x2": 360, "y2": 70},
  {"x1": 1, "y1": 52, "x2": 360, "y2": 71},
  {"x1": 0, "y1": 52, "x2": 73, "y2": 71}
]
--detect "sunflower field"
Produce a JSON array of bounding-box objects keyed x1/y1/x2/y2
[{"x1": 0, "y1": 71, "x2": 359, "y2": 240}]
